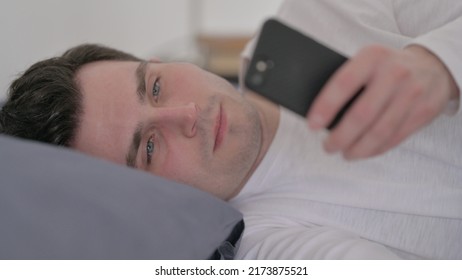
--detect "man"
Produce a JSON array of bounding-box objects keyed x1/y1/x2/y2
[{"x1": 1, "y1": 0, "x2": 461, "y2": 259}]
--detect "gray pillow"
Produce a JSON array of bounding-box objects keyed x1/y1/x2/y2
[{"x1": 0, "y1": 135, "x2": 243, "y2": 259}]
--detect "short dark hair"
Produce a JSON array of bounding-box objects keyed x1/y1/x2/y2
[{"x1": 0, "y1": 44, "x2": 142, "y2": 146}]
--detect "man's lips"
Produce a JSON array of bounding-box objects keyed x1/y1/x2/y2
[{"x1": 213, "y1": 104, "x2": 226, "y2": 152}]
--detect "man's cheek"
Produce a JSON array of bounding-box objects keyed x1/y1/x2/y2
[{"x1": 156, "y1": 150, "x2": 194, "y2": 182}]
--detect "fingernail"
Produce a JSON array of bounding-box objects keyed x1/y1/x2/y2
[
  {"x1": 324, "y1": 141, "x2": 339, "y2": 154},
  {"x1": 343, "y1": 153, "x2": 356, "y2": 161},
  {"x1": 309, "y1": 114, "x2": 325, "y2": 130}
]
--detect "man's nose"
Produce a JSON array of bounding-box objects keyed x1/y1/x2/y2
[{"x1": 152, "y1": 102, "x2": 198, "y2": 137}]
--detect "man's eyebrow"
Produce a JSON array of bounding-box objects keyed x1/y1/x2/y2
[
  {"x1": 135, "y1": 60, "x2": 148, "y2": 102},
  {"x1": 125, "y1": 61, "x2": 148, "y2": 168},
  {"x1": 126, "y1": 123, "x2": 143, "y2": 168}
]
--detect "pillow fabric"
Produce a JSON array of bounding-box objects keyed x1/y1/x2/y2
[{"x1": 0, "y1": 135, "x2": 244, "y2": 259}]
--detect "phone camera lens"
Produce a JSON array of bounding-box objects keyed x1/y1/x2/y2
[
  {"x1": 256, "y1": 61, "x2": 268, "y2": 72},
  {"x1": 250, "y1": 73, "x2": 263, "y2": 86},
  {"x1": 256, "y1": 60, "x2": 274, "y2": 72}
]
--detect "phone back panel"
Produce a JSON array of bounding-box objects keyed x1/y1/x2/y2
[{"x1": 245, "y1": 19, "x2": 348, "y2": 124}]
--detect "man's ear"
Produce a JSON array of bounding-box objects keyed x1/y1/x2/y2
[{"x1": 149, "y1": 57, "x2": 162, "y2": 63}]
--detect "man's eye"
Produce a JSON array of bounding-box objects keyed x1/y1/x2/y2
[
  {"x1": 146, "y1": 136, "x2": 155, "y2": 164},
  {"x1": 152, "y1": 79, "x2": 160, "y2": 102}
]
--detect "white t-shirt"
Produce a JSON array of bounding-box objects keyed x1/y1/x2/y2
[
  {"x1": 231, "y1": 108, "x2": 462, "y2": 259},
  {"x1": 232, "y1": 0, "x2": 462, "y2": 259}
]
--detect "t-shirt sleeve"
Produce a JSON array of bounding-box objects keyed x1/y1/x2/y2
[
  {"x1": 394, "y1": 0, "x2": 462, "y2": 114},
  {"x1": 407, "y1": 18, "x2": 462, "y2": 115}
]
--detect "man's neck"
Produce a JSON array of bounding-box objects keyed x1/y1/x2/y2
[
  {"x1": 246, "y1": 91, "x2": 280, "y2": 148},
  {"x1": 227, "y1": 90, "x2": 280, "y2": 199}
]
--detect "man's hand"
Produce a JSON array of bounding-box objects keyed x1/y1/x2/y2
[{"x1": 307, "y1": 44, "x2": 459, "y2": 160}]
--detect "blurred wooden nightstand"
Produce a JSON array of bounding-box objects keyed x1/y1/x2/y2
[{"x1": 197, "y1": 35, "x2": 251, "y2": 83}]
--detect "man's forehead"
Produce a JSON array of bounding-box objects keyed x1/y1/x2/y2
[
  {"x1": 72, "y1": 115, "x2": 136, "y2": 166},
  {"x1": 73, "y1": 60, "x2": 142, "y2": 165}
]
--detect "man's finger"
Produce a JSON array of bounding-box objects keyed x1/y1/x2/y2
[
  {"x1": 323, "y1": 56, "x2": 405, "y2": 154},
  {"x1": 343, "y1": 80, "x2": 421, "y2": 159},
  {"x1": 308, "y1": 45, "x2": 390, "y2": 130}
]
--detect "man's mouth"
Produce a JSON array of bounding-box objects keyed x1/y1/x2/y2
[{"x1": 213, "y1": 104, "x2": 227, "y2": 152}]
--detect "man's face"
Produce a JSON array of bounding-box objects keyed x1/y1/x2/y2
[{"x1": 72, "y1": 60, "x2": 262, "y2": 200}]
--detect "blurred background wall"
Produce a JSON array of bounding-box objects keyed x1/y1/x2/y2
[{"x1": 0, "y1": 0, "x2": 283, "y2": 100}]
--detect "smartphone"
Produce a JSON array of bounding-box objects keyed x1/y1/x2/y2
[{"x1": 245, "y1": 19, "x2": 360, "y2": 129}]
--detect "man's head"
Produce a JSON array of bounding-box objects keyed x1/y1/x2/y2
[
  {"x1": 0, "y1": 44, "x2": 141, "y2": 146},
  {"x1": 0, "y1": 44, "x2": 263, "y2": 200}
]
